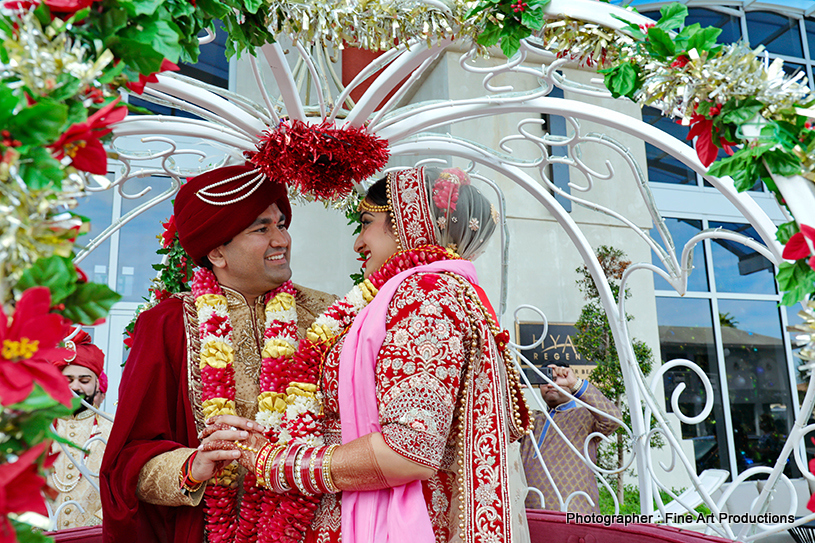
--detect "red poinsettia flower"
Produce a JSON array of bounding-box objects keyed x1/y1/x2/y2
[
  {"x1": 685, "y1": 110, "x2": 736, "y2": 167},
  {"x1": 50, "y1": 97, "x2": 128, "y2": 175},
  {"x1": 783, "y1": 224, "x2": 815, "y2": 270},
  {"x1": 126, "y1": 59, "x2": 180, "y2": 95},
  {"x1": 150, "y1": 288, "x2": 171, "y2": 303},
  {"x1": 0, "y1": 287, "x2": 73, "y2": 407},
  {"x1": 0, "y1": 441, "x2": 53, "y2": 541},
  {"x1": 160, "y1": 214, "x2": 177, "y2": 248}
]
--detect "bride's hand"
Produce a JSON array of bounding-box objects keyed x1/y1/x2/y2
[{"x1": 200, "y1": 416, "x2": 270, "y2": 472}]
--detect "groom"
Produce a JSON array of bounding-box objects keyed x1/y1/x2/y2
[{"x1": 101, "y1": 164, "x2": 335, "y2": 543}]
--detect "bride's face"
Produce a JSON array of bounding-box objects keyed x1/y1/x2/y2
[{"x1": 353, "y1": 207, "x2": 399, "y2": 278}]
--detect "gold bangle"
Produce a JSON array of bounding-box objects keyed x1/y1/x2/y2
[
  {"x1": 322, "y1": 444, "x2": 340, "y2": 494},
  {"x1": 264, "y1": 445, "x2": 286, "y2": 490},
  {"x1": 235, "y1": 441, "x2": 260, "y2": 454}
]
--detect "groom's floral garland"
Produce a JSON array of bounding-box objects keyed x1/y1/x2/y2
[
  {"x1": 192, "y1": 269, "x2": 302, "y2": 542},
  {"x1": 191, "y1": 245, "x2": 456, "y2": 542}
]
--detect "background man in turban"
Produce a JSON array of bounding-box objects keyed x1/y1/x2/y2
[
  {"x1": 48, "y1": 328, "x2": 113, "y2": 529},
  {"x1": 100, "y1": 164, "x2": 335, "y2": 543}
]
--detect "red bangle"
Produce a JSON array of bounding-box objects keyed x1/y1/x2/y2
[
  {"x1": 265, "y1": 446, "x2": 286, "y2": 492},
  {"x1": 254, "y1": 442, "x2": 274, "y2": 487},
  {"x1": 298, "y1": 447, "x2": 321, "y2": 495},
  {"x1": 180, "y1": 450, "x2": 205, "y2": 492},
  {"x1": 284, "y1": 444, "x2": 304, "y2": 493},
  {"x1": 314, "y1": 446, "x2": 337, "y2": 494}
]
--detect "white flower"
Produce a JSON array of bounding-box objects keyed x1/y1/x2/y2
[
  {"x1": 394, "y1": 328, "x2": 410, "y2": 346},
  {"x1": 256, "y1": 410, "x2": 281, "y2": 428},
  {"x1": 345, "y1": 287, "x2": 366, "y2": 311},
  {"x1": 469, "y1": 217, "x2": 480, "y2": 231},
  {"x1": 314, "y1": 314, "x2": 343, "y2": 335},
  {"x1": 201, "y1": 332, "x2": 232, "y2": 346},
  {"x1": 266, "y1": 306, "x2": 297, "y2": 324}
]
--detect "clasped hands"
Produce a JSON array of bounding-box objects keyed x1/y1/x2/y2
[
  {"x1": 191, "y1": 414, "x2": 339, "y2": 495},
  {"x1": 190, "y1": 414, "x2": 268, "y2": 483}
]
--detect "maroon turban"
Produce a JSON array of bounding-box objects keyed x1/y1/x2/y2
[
  {"x1": 174, "y1": 164, "x2": 292, "y2": 266},
  {"x1": 54, "y1": 329, "x2": 105, "y2": 382}
]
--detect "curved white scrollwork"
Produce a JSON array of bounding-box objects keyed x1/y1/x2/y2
[{"x1": 74, "y1": 1, "x2": 815, "y2": 540}]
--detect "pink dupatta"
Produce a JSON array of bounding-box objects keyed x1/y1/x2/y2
[{"x1": 337, "y1": 259, "x2": 478, "y2": 543}]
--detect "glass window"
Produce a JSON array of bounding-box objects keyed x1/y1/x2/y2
[
  {"x1": 718, "y1": 299, "x2": 795, "y2": 476},
  {"x1": 129, "y1": 22, "x2": 229, "y2": 115},
  {"x1": 781, "y1": 61, "x2": 806, "y2": 79},
  {"x1": 806, "y1": 18, "x2": 815, "y2": 62},
  {"x1": 650, "y1": 218, "x2": 709, "y2": 292},
  {"x1": 117, "y1": 177, "x2": 175, "y2": 302},
  {"x1": 708, "y1": 221, "x2": 776, "y2": 295},
  {"x1": 179, "y1": 21, "x2": 229, "y2": 89},
  {"x1": 686, "y1": 8, "x2": 742, "y2": 44},
  {"x1": 642, "y1": 107, "x2": 696, "y2": 186},
  {"x1": 746, "y1": 11, "x2": 804, "y2": 58},
  {"x1": 73, "y1": 188, "x2": 114, "y2": 287},
  {"x1": 640, "y1": 10, "x2": 659, "y2": 23},
  {"x1": 657, "y1": 297, "x2": 731, "y2": 473}
]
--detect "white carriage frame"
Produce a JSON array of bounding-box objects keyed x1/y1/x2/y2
[{"x1": 70, "y1": 0, "x2": 815, "y2": 540}]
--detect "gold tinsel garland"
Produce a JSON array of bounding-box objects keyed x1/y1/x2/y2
[
  {"x1": 539, "y1": 16, "x2": 813, "y2": 123},
  {"x1": 264, "y1": 0, "x2": 481, "y2": 50},
  {"x1": 2, "y1": 11, "x2": 113, "y2": 100},
  {"x1": 0, "y1": 11, "x2": 112, "y2": 303},
  {"x1": 0, "y1": 172, "x2": 84, "y2": 302},
  {"x1": 789, "y1": 301, "x2": 815, "y2": 364}
]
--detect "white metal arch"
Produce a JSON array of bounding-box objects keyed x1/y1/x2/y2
[{"x1": 94, "y1": 0, "x2": 815, "y2": 539}]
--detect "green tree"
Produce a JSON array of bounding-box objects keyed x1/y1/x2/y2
[{"x1": 572, "y1": 245, "x2": 657, "y2": 505}]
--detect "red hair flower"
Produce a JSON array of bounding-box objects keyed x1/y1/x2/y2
[
  {"x1": 50, "y1": 98, "x2": 128, "y2": 175},
  {"x1": 0, "y1": 287, "x2": 74, "y2": 407},
  {"x1": 432, "y1": 168, "x2": 470, "y2": 211}
]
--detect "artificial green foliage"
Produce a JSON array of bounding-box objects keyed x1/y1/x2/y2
[
  {"x1": 59, "y1": 282, "x2": 122, "y2": 325},
  {"x1": 777, "y1": 260, "x2": 815, "y2": 306},
  {"x1": 345, "y1": 195, "x2": 365, "y2": 285},
  {"x1": 16, "y1": 256, "x2": 121, "y2": 325},
  {"x1": 1, "y1": 385, "x2": 79, "y2": 461},
  {"x1": 572, "y1": 246, "x2": 659, "y2": 504},
  {"x1": 467, "y1": 0, "x2": 552, "y2": 58},
  {"x1": 12, "y1": 519, "x2": 53, "y2": 543},
  {"x1": 16, "y1": 256, "x2": 78, "y2": 305},
  {"x1": 598, "y1": 63, "x2": 641, "y2": 99},
  {"x1": 776, "y1": 221, "x2": 799, "y2": 245}
]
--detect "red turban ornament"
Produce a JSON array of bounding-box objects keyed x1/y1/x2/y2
[
  {"x1": 174, "y1": 164, "x2": 292, "y2": 266},
  {"x1": 54, "y1": 329, "x2": 105, "y2": 379}
]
